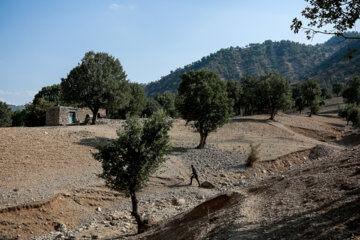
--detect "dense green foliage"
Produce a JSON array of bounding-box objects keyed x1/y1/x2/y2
[
  {"x1": 154, "y1": 92, "x2": 178, "y2": 118},
  {"x1": 301, "y1": 79, "x2": 323, "y2": 117},
  {"x1": 339, "y1": 104, "x2": 360, "y2": 128},
  {"x1": 21, "y1": 84, "x2": 63, "y2": 126},
  {"x1": 291, "y1": 0, "x2": 360, "y2": 40},
  {"x1": 142, "y1": 98, "x2": 162, "y2": 117},
  {"x1": 145, "y1": 35, "x2": 360, "y2": 97},
  {"x1": 0, "y1": 101, "x2": 12, "y2": 127},
  {"x1": 226, "y1": 80, "x2": 243, "y2": 115},
  {"x1": 33, "y1": 84, "x2": 62, "y2": 104},
  {"x1": 176, "y1": 70, "x2": 232, "y2": 149},
  {"x1": 342, "y1": 76, "x2": 360, "y2": 105},
  {"x1": 292, "y1": 84, "x2": 305, "y2": 114},
  {"x1": 61, "y1": 51, "x2": 130, "y2": 124},
  {"x1": 332, "y1": 82, "x2": 344, "y2": 97},
  {"x1": 11, "y1": 110, "x2": 26, "y2": 126},
  {"x1": 94, "y1": 111, "x2": 172, "y2": 233},
  {"x1": 110, "y1": 82, "x2": 146, "y2": 119},
  {"x1": 256, "y1": 73, "x2": 293, "y2": 120},
  {"x1": 321, "y1": 87, "x2": 332, "y2": 99}
]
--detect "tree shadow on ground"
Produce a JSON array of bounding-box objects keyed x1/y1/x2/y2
[
  {"x1": 167, "y1": 183, "x2": 191, "y2": 188},
  {"x1": 227, "y1": 189, "x2": 360, "y2": 240},
  {"x1": 231, "y1": 118, "x2": 270, "y2": 124},
  {"x1": 76, "y1": 137, "x2": 113, "y2": 148},
  {"x1": 327, "y1": 122, "x2": 346, "y2": 128},
  {"x1": 335, "y1": 134, "x2": 360, "y2": 146},
  {"x1": 169, "y1": 146, "x2": 193, "y2": 156}
]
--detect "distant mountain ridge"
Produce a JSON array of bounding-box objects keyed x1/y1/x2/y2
[
  {"x1": 8, "y1": 104, "x2": 25, "y2": 111},
  {"x1": 145, "y1": 33, "x2": 360, "y2": 97}
]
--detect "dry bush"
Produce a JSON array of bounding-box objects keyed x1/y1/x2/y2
[{"x1": 246, "y1": 143, "x2": 260, "y2": 167}]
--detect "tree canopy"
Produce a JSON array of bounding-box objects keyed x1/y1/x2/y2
[
  {"x1": 301, "y1": 79, "x2": 323, "y2": 117},
  {"x1": 226, "y1": 80, "x2": 243, "y2": 115},
  {"x1": 291, "y1": 0, "x2": 360, "y2": 40},
  {"x1": 61, "y1": 51, "x2": 130, "y2": 124},
  {"x1": 342, "y1": 76, "x2": 360, "y2": 105},
  {"x1": 94, "y1": 111, "x2": 172, "y2": 233},
  {"x1": 110, "y1": 82, "x2": 146, "y2": 119},
  {"x1": 0, "y1": 101, "x2": 12, "y2": 127},
  {"x1": 154, "y1": 91, "x2": 178, "y2": 118},
  {"x1": 142, "y1": 98, "x2": 162, "y2": 117},
  {"x1": 257, "y1": 73, "x2": 293, "y2": 120},
  {"x1": 176, "y1": 70, "x2": 232, "y2": 149},
  {"x1": 332, "y1": 82, "x2": 344, "y2": 97}
]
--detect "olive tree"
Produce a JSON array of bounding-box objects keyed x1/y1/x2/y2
[
  {"x1": 301, "y1": 79, "x2": 322, "y2": 117},
  {"x1": 176, "y1": 70, "x2": 232, "y2": 149},
  {"x1": 257, "y1": 73, "x2": 293, "y2": 120},
  {"x1": 61, "y1": 51, "x2": 130, "y2": 124},
  {"x1": 227, "y1": 80, "x2": 243, "y2": 115},
  {"x1": 342, "y1": 76, "x2": 360, "y2": 105},
  {"x1": 94, "y1": 111, "x2": 172, "y2": 233}
]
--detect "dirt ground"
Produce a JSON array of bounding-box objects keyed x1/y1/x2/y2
[{"x1": 0, "y1": 101, "x2": 359, "y2": 240}]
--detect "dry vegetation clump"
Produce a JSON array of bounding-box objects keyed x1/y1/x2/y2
[{"x1": 246, "y1": 143, "x2": 261, "y2": 167}]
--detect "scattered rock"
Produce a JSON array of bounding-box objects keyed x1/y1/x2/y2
[
  {"x1": 95, "y1": 207, "x2": 101, "y2": 212},
  {"x1": 171, "y1": 198, "x2": 186, "y2": 206},
  {"x1": 200, "y1": 181, "x2": 215, "y2": 189},
  {"x1": 54, "y1": 222, "x2": 67, "y2": 233},
  {"x1": 309, "y1": 145, "x2": 335, "y2": 160}
]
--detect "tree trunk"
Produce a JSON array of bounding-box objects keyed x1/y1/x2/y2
[
  {"x1": 130, "y1": 191, "x2": 146, "y2": 233},
  {"x1": 197, "y1": 132, "x2": 207, "y2": 149},
  {"x1": 269, "y1": 110, "x2": 276, "y2": 120},
  {"x1": 308, "y1": 111, "x2": 312, "y2": 117},
  {"x1": 91, "y1": 108, "x2": 99, "y2": 125}
]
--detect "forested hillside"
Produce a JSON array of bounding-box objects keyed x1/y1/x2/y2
[{"x1": 145, "y1": 34, "x2": 360, "y2": 97}]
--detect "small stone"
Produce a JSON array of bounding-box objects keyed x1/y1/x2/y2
[
  {"x1": 96, "y1": 207, "x2": 101, "y2": 212},
  {"x1": 200, "y1": 181, "x2": 215, "y2": 189}
]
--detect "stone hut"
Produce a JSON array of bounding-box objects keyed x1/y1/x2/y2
[{"x1": 46, "y1": 106, "x2": 106, "y2": 126}]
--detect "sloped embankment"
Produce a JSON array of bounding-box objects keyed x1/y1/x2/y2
[{"x1": 136, "y1": 146, "x2": 360, "y2": 240}]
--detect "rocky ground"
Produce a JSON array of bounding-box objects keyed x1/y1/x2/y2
[{"x1": 0, "y1": 99, "x2": 359, "y2": 240}]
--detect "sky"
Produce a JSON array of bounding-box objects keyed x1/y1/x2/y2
[{"x1": 0, "y1": 0, "x2": 338, "y2": 105}]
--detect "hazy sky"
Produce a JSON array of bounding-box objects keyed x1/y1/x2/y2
[{"x1": 0, "y1": 0, "x2": 337, "y2": 105}]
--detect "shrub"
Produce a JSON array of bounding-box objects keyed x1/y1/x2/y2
[{"x1": 246, "y1": 143, "x2": 260, "y2": 167}]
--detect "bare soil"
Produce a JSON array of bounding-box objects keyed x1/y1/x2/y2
[{"x1": 0, "y1": 104, "x2": 359, "y2": 240}]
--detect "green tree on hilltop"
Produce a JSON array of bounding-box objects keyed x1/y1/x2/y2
[
  {"x1": 94, "y1": 111, "x2": 172, "y2": 233},
  {"x1": 61, "y1": 51, "x2": 130, "y2": 124},
  {"x1": 176, "y1": 70, "x2": 232, "y2": 149}
]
